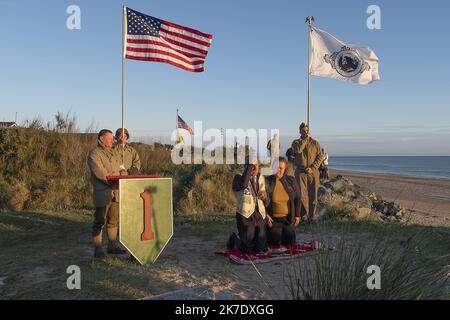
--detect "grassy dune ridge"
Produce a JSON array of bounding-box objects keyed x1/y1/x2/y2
[{"x1": 0, "y1": 124, "x2": 239, "y2": 214}]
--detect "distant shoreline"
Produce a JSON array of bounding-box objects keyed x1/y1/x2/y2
[
  {"x1": 328, "y1": 155, "x2": 450, "y2": 158},
  {"x1": 332, "y1": 169, "x2": 450, "y2": 227},
  {"x1": 330, "y1": 167, "x2": 450, "y2": 182},
  {"x1": 327, "y1": 155, "x2": 450, "y2": 181}
]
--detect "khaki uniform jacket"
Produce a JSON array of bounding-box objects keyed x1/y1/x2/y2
[
  {"x1": 232, "y1": 167, "x2": 268, "y2": 219},
  {"x1": 87, "y1": 141, "x2": 121, "y2": 207},
  {"x1": 291, "y1": 137, "x2": 324, "y2": 172},
  {"x1": 114, "y1": 143, "x2": 141, "y2": 171},
  {"x1": 285, "y1": 161, "x2": 296, "y2": 177}
]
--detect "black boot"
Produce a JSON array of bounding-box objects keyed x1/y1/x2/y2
[
  {"x1": 226, "y1": 232, "x2": 238, "y2": 250},
  {"x1": 94, "y1": 247, "x2": 106, "y2": 259},
  {"x1": 107, "y1": 242, "x2": 127, "y2": 255},
  {"x1": 106, "y1": 227, "x2": 127, "y2": 255}
]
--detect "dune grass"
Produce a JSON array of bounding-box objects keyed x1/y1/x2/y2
[{"x1": 284, "y1": 221, "x2": 450, "y2": 300}]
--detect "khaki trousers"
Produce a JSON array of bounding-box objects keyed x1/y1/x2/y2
[
  {"x1": 295, "y1": 169, "x2": 320, "y2": 219},
  {"x1": 92, "y1": 202, "x2": 119, "y2": 237}
]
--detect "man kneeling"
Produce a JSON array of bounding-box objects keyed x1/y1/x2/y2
[{"x1": 227, "y1": 157, "x2": 270, "y2": 253}]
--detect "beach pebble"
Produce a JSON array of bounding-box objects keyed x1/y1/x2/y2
[
  {"x1": 388, "y1": 216, "x2": 397, "y2": 222},
  {"x1": 323, "y1": 181, "x2": 333, "y2": 189},
  {"x1": 354, "y1": 197, "x2": 372, "y2": 209},
  {"x1": 318, "y1": 186, "x2": 332, "y2": 202},
  {"x1": 330, "y1": 181, "x2": 344, "y2": 191},
  {"x1": 357, "y1": 208, "x2": 372, "y2": 219},
  {"x1": 343, "y1": 190, "x2": 356, "y2": 199},
  {"x1": 318, "y1": 175, "x2": 408, "y2": 224}
]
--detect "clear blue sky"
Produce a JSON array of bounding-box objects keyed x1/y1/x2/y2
[{"x1": 1, "y1": 0, "x2": 450, "y2": 155}]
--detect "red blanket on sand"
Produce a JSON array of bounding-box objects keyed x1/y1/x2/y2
[{"x1": 215, "y1": 242, "x2": 320, "y2": 265}]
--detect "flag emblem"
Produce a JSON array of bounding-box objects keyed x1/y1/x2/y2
[
  {"x1": 124, "y1": 7, "x2": 213, "y2": 72},
  {"x1": 177, "y1": 115, "x2": 194, "y2": 135},
  {"x1": 310, "y1": 27, "x2": 380, "y2": 85},
  {"x1": 324, "y1": 46, "x2": 370, "y2": 78}
]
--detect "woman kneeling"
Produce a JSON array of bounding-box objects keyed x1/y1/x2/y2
[{"x1": 265, "y1": 157, "x2": 301, "y2": 246}]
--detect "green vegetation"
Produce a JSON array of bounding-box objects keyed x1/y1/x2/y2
[
  {"x1": 321, "y1": 200, "x2": 356, "y2": 221},
  {"x1": 285, "y1": 221, "x2": 450, "y2": 300},
  {"x1": 0, "y1": 114, "x2": 240, "y2": 214},
  {"x1": 0, "y1": 210, "x2": 186, "y2": 299},
  {"x1": 0, "y1": 120, "x2": 94, "y2": 211}
]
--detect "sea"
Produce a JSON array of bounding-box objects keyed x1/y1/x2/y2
[{"x1": 329, "y1": 156, "x2": 450, "y2": 180}]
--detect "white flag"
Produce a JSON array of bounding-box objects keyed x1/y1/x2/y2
[{"x1": 310, "y1": 27, "x2": 380, "y2": 85}]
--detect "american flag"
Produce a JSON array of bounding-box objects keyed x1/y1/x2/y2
[
  {"x1": 177, "y1": 115, "x2": 194, "y2": 135},
  {"x1": 124, "y1": 7, "x2": 213, "y2": 72}
]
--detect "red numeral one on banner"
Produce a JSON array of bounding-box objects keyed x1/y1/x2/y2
[{"x1": 140, "y1": 190, "x2": 155, "y2": 241}]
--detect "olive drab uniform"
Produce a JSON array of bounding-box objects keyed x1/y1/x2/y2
[
  {"x1": 114, "y1": 143, "x2": 141, "y2": 174},
  {"x1": 291, "y1": 137, "x2": 324, "y2": 220},
  {"x1": 87, "y1": 140, "x2": 125, "y2": 257}
]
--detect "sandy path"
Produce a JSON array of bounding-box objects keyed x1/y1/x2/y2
[{"x1": 151, "y1": 233, "x2": 320, "y2": 300}]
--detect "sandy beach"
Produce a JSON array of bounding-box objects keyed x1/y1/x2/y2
[{"x1": 333, "y1": 169, "x2": 450, "y2": 227}]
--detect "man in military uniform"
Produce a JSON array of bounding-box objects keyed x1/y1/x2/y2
[
  {"x1": 291, "y1": 123, "x2": 324, "y2": 223},
  {"x1": 114, "y1": 128, "x2": 141, "y2": 175},
  {"x1": 87, "y1": 129, "x2": 127, "y2": 258}
]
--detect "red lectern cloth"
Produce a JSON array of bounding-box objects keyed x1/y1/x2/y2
[{"x1": 106, "y1": 175, "x2": 161, "y2": 183}]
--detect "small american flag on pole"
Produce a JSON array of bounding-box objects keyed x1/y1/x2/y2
[
  {"x1": 124, "y1": 7, "x2": 213, "y2": 72},
  {"x1": 177, "y1": 115, "x2": 194, "y2": 135}
]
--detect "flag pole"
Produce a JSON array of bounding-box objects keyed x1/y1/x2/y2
[
  {"x1": 176, "y1": 108, "x2": 179, "y2": 143},
  {"x1": 121, "y1": 5, "x2": 127, "y2": 166},
  {"x1": 306, "y1": 16, "x2": 314, "y2": 127}
]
